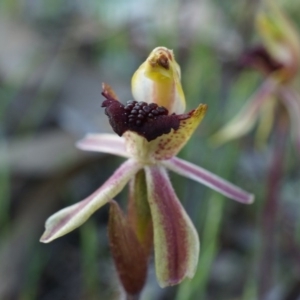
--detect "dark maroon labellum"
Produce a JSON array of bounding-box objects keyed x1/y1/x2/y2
[
  {"x1": 101, "y1": 90, "x2": 189, "y2": 142},
  {"x1": 239, "y1": 46, "x2": 283, "y2": 75}
]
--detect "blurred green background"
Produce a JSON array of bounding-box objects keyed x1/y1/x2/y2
[{"x1": 1, "y1": 0, "x2": 300, "y2": 299}]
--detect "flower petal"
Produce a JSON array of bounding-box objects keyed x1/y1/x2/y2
[
  {"x1": 145, "y1": 165, "x2": 199, "y2": 287},
  {"x1": 255, "y1": 94, "x2": 276, "y2": 148},
  {"x1": 131, "y1": 47, "x2": 186, "y2": 114},
  {"x1": 257, "y1": 0, "x2": 300, "y2": 81},
  {"x1": 240, "y1": 46, "x2": 283, "y2": 76},
  {"x1": 124, "y1": 104, "x2": 207, "y2": 161},
  {"x1": 210, "y1": 79, "x2": 278, "y2": 146},
  {"x1": 163, "y1": 157, "x2": 254, "y2": 204},
  {"x1": 128, "y1": 170, "x2": 153, "y2": 256},
  {"x1": 76, "y1": 133, "x2": 129, "y2": 158},
  {"x1": 108, "y1": 200, "x2": 148, "y2": 296},
  {"x1": 40, "y1": 159, "x2": 142, "y2": 243}
]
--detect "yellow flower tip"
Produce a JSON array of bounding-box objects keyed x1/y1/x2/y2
[
  {"x1": 131, "y1": 47, "x2": 186, "y2": 114},
  {"x1": 192, "y1": 103, "x2": 208, "y2": 118},
  {"x1": 256, "y1": 0, "x2": 300, "y2": 81},
  {"x1": 145, "y1": 47, "x2": 179, "y2": 80}
]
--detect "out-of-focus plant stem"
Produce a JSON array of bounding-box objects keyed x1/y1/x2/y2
[
  {"x1": 80, "y1": 220, "x2": 100, "y2": 299},
  {"x1": 259, "y1": 109, "x2": 288, "y2": 299},
  {"x1": 126, "y1": 293, "x2": 140, "y2": 300},
  {"x1": 0, "y1": 154, "x2": 10, "y2": 228}
]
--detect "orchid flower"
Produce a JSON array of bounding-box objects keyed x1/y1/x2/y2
[
  {"x1": 211, "y1": 0, "x2": 300, "y2": 150},
  {"x1": 40, "y1": 47, "x2": 254, "y2": 287}
]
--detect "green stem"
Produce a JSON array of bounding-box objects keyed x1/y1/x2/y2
[{"x1": 0, "y1": 142, "x2": 10, "y2": 228}]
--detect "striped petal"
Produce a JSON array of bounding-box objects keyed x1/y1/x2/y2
[
  {"x1": 163, "y1": 157, "x2": 254, "y2": 204},
  {"x1": 76, "y1": 133, "x2": 129, "y2": 158},
  {"x1": 108, "y1": 200, "x2": 147, "y2": 296},
  {"x1": 40, "y1": 159, "x2": 142, "y2": 243},
  {"x1": 211, "y1": 79, "x2": 278, "y2": 146},
  {"x1": 145, "y1": 165, "x2": 199, "y2": 287}
]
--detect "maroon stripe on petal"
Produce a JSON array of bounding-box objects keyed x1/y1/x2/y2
[
  {"x1": 40, "y1": 159, "x2": 142, "y2": 243},
  {"x1": 145, "y1": 165, "x2": 199, "y2": 287},
  {"x1": 163, "y1": 157, "x2": 254, "y2": 204},
  {"x1": 108, "y1": 200, "x2": 148, "y2": 296}
]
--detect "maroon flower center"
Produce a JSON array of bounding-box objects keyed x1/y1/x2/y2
[
  {"x1": 101, "y1": 87, "x2": 189, "y2": 142},
  {"x1": 124, "y1": 100, "x2": 169, "y2": 126}
]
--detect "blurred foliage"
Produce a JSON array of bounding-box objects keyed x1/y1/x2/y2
[{"x1": 1, "y1": 0, "x2": 300, "y2": 299}]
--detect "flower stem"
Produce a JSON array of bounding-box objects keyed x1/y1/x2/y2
[
  {"x1": 258, "y1": 111, "x2": 288, "y2": 298},
  {"x1": 126, "y1": 293, "x2": 140, "y2": 300}
]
